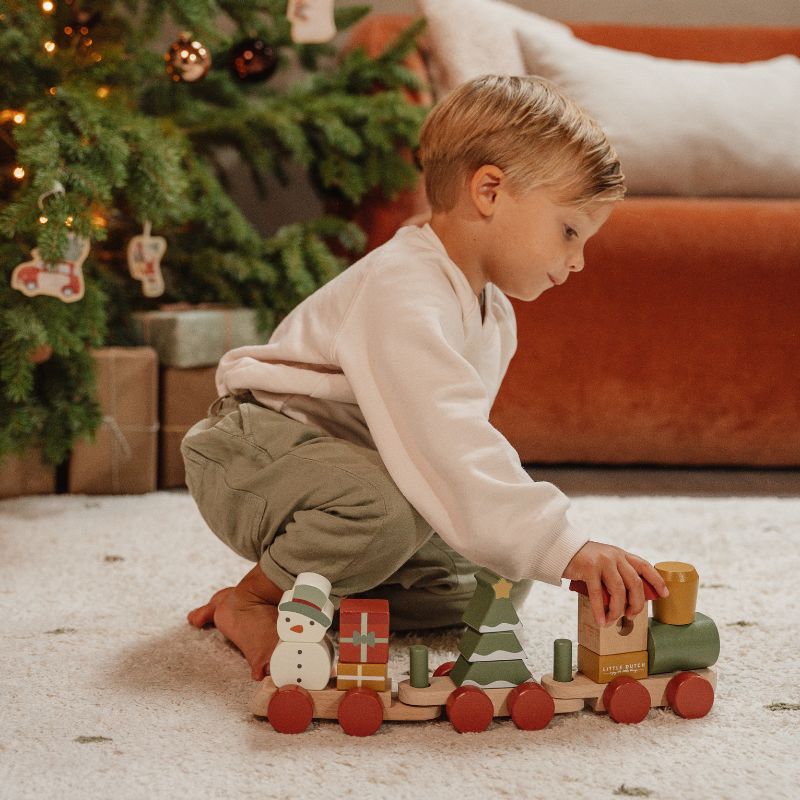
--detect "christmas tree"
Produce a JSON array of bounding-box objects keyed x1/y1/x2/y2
[
  {"x1": 0, "y1": 0, "x2": 427, "y2": 466},
  {"x1": 449, "y1": 568, "x2": 537, "y2": 689}
]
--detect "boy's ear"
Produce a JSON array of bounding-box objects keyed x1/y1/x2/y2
[{"x1": 469, "y1": 165, "x2": 505, "y2": 218}]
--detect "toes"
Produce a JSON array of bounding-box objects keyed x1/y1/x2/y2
[
  {"x1": 187, "y1": 587, "x2": 234, "y2": 628},
  {"x1": 249, "y1": 654, "x2": 272, "y2": 682},
  {"x1": 187, "y1": 602, "x2": 216, "y2": 628}
]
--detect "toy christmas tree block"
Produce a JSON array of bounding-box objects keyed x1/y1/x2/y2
[
  {"x1": 577, "y1": 645, "x2": 648, "y2": 684},
  {"x1": 461, "y1": 569, "x2": 521, "y2": 632},
  {"x1": 338, "y1": 599, "x2": 390, "y2": 664},
  {"x1": 336, "y1": 662, "x2": 390, "y2": 692},
  {"x1": 448, "y1": 654, "x2": 533, "y2": 689},
  {"x1": 577, "y1": 595, "x2": 649, "y2": 656},
  {"x1": 457, "y1": 628, "x2": 529, "y2": 663}
]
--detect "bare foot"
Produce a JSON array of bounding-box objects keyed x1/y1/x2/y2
[{"x1": 188, "y1": 567, "x2": 283, "y2": 681}]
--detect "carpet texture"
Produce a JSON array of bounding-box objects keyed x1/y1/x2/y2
[{"x1": 1, "y1": 491, "x2": 798, "y2": 799}]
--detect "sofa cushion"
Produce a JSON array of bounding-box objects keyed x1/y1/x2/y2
[
  {"x1": 517, "y1": 24, "x2": 800, "y2": 197},
  {"x1": 414, "y1": 0, "x2": 570, "y2": 95},
  {"x1": 415, "y1": 0, "x2": 800, "y2": 198}
]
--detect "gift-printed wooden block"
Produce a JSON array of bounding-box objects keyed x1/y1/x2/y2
[
  {"x1": 338, "y1": 599, "x2": 390, "y2": 664},
  {"x1": 335, "y1": 662, "x2": 390, "y2": 692}
]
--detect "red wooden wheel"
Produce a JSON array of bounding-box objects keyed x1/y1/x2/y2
[
  {"x1": 446, "y1": 685, "x2": 494, "y2": 733},
  {"x1": 602, "y1": 676, "x2": 651, "y2": 724},
  {"x1": 267, "y1": 685, "x2": 314, "y2": 734},
  {"x1": 337, "y1": 688, "x2": 384, "y2": 737},
  {"x1": 433, "y1": 661, "x2": 456, "y2": 677},
  {"x1": 667, "y1": 671, "x2": 715, "y2": 719},
  {"x1": 507, "y1": 681, "x2": 555, "y2": 731}
]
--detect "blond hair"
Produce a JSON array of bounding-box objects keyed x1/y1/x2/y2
[{"x1": 418, "y1": 74, "x2": 625, "y2": 212}]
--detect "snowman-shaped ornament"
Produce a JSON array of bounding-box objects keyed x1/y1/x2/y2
[{"x1": 271, "y1": 572, "x2": 335, "y2": 690}]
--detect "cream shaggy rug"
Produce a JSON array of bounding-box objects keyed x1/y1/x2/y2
[{"x1": 1, "y1": 491, "x2": 798, "y2": 800}]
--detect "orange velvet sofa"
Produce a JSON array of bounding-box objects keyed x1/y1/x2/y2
[{"x1": 346, "y1": 16, "x2": 800, "y2": 467}]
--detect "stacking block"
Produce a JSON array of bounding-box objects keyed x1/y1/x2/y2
[
  {"x1": 553, "y1": 638, "x2": 574, "y2": 683},
  {"x1": 578, "y1": 595, "x2": 648, "y2": 655},
  {"x1": 458, "y1": 627, "x2": 528, "y2": 662},
  {"x1": 647, "y1": 612, "x2": 720, "y2": 675},
  {"x1": 338, "y1": 599, "x2": 390, "y2": 664},
  {"x1": 652, "y1": 561, "x2": 698, "y2": 625},
  {"x1": 336, "y1": 662, "x2": 390, "y2": 692},
  {"x1": 461, "y1": 569, "x2": 521, "y2": 632},
  {"x1": 577, "y1": 645, "x2": 648, "y2": 684},
  {"x1": 409, "y1": 645, "x2": 430, "y2": 688},
  {"x1": 270, "y1": 634, "x2": 334, "y2": 690},
  {"x1": 448, "y1": 654, "x2": 533, "y2": 689}
]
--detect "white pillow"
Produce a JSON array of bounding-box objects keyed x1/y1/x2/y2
[
  {"x1": 517, "y1": 25, "x2": 800, "y2": 197},
  {"x1": 414, "y1": 0, "x2": 570, "y2": 95},
  {"x1": 415, "y1": 0, "x2": 800, "y2": 197}
]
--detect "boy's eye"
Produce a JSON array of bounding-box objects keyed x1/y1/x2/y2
[{"x1": 565, "y1": 226, "x2": 578, "y2": 239}]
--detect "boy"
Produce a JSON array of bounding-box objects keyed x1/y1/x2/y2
[{"x1": 183, "y1": 75, "x2": 669, "y2": 681}]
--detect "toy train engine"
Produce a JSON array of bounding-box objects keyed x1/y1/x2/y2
[{"x1": 553, "y1": 561, "x2": 719, "y2": 722}]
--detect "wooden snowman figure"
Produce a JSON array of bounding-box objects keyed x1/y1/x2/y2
[{"x1": 270, "y1": 572, "x2": 335, "y2": 690}]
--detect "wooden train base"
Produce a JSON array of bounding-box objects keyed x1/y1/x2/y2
[{"x1": 251, "y1": 664, "x2": 718, "y2": 736}]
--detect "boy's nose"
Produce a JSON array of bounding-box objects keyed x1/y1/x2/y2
[
  {"x1": 569, "y1": 256, "x2": 585, "y2": 272},
  {"x1": 291, "y1": 624, "x2": 304, "y2": 633}
]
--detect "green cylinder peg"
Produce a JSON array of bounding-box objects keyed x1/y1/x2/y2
[
  {"x1": 409, "y1": 645, "x2": 430, "y2": 688},
  {"x1": 553, "y1": 638, "x2": 573, "y2": 682}
]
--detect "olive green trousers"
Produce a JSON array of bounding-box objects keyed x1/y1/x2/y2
[{"x1": 181, "y1": 394, "x2": 532, "y2": 630}]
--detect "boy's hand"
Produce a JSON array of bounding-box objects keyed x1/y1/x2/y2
[{"x1": 562, "y1": 541, "x2": 669, "y2": 626}]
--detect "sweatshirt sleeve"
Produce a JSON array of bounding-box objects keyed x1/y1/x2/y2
[{"x1": 332, "y1": 265, "x2": 589, "y2": 585}]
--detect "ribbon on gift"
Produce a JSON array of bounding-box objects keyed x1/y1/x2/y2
[{"x1": 345, "y1": 612, "x2": 389, "y2": 661}]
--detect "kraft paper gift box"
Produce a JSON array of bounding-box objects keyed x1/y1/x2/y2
[
  {"x1": 0, "y1": 449, "x2": 56, "y2": 498},
  {"x1": 335, "y1": 662, "x2": 390, "y2": 692},
  {"x1": 338, "y1": 599, "x2": 390, "y2": 664},
  {"x1": 68, "y1": 347, "x2": 159, "y2": 495},
  {"x1": 159, "y1": 366, "x2": 218, "y2": 488},
  {"x1": 132, "y1": 304, "x2": 261, "y2": 368}
]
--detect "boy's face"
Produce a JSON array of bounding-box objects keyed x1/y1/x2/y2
[{"x1": 482, "y1": 184, "x2": 615, "y2": 302}]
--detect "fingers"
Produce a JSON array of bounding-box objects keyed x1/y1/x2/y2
[
  {"x1": 585, "y1": 573, "x2": 607, "y2": 627},
  {"x1": 601, "y1": 568, "x2": 627, "y2": 626},
  {"x1": 618, "y1": 558, "x2": 645, "y2": 620},
  {"x1": 634, "y1": 557, "x2": 670, "y2": 598}
]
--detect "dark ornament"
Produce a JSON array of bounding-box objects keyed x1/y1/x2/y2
[{"x1": 228, "y1": 38, "x2": 279, "y2": 83}]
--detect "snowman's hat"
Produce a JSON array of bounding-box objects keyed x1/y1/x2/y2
[{"x1": 278, "y1": 572, "x2": 333, "y2": 627}]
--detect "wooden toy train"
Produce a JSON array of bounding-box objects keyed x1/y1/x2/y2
[{"x1": 251, "y1": 562, "x2": 719, "y2": 736}]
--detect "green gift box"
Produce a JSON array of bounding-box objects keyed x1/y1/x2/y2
[{"x1": 132, "y1": 305, "x2": 262, "y2": 368}]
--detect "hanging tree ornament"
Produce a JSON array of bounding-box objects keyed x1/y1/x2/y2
[
  {"x1": 10, "y1": 181, "x2": 89, "y2": 303},
  {"x1": 165, "y1": 33, "x2": 212, "y2": 83},
  {"x1": 287, "y1": 0, "x2": 337, "y2": 44},
  {"x1": 228, "y1": 37, "x2": 279, "y2": 83},
  {"x1": 127, "y1": 220, "x2": 166, "y2": 298}
]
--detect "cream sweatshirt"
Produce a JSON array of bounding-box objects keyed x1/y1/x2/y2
[{"x1": 216, "y1": 223, "x2": 588, "y2": 585}]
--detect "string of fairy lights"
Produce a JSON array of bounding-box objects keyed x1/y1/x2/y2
[{"x1": 3, "y1": 1, "x2": 337, "y2": 302}]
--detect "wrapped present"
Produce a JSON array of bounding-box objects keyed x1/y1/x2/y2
[
  {"x1": 336, "y1": 662, "x2": 390, "y2": 692},
  {"x1": 338, "y1": 598, "x2": 390, "y2": 664},
  {"x1": 0, "y1": 449, "x2": 56, "y2": 499},
  {"x1": 68, "y1": 347, "x2": 159, "y2": 495},
  {"x1": 132, "y1": 304, "x2": 261, "y2": 368},
  {"x1": 159, "y1": 366, "x2": 217, "y2": 488}
]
